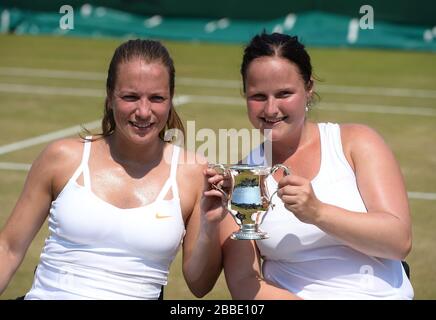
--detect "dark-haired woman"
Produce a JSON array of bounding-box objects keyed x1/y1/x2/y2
[
  {"x1": 0, "y1": 39, "x2": 225, "y2": 299},
  {"x1": 220, "y1": 33, "x2": 413, "y2": 300}
]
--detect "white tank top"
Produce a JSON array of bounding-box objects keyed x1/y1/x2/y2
[
  {"x1": 25, "y1": 138, "x2": 185, "y2": 300},
  {"x1": 247, "y1": 123, "x2": 414, "y2": 299}
]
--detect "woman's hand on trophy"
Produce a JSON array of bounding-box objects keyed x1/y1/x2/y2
[
  {"x1": 277, "y1": 174, "x2": 322, "y2": 224},
  {"x1": 200, "y1": 167, "x2": 232, "y2": 224}
]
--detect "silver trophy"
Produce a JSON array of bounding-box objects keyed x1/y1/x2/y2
[{"x1": 211, "y1": 164, "x2": 290, "y2": 240}]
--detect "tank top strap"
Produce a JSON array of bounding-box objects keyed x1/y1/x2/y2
[
  {"x1": 70, "y1": 136, "x2": 92, "y2": 190},
  {"x1": 316, "y1": 123, "x2": 355, "y2": 183},
  {"x1": 317, "y1": 122, "x2": 328, "y2": 163},
  {"x1": 155, "y1": 144, "x2": 180, "y2": 202},
  {"x1": 323, "y1": 122, "x2": 341, "y2": 157},
  {"x1": 169, "y1": 145, "x2": 180, "y2": 199},
  {"x1": 316, "y1": 122, "x2": 335, "y2": 183}
]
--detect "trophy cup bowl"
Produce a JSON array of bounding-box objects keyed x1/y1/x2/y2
[{"x1": 211, "y1": 164, "x2": 290, "y2": 240}]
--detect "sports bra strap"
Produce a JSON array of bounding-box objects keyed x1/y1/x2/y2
[
  {"x1": 70, "y1": 136, "x2": 92, "y2": 189},
  {"x1": 169, "y1": 145, "x2": 180, "y2": 199},
  {"x1": 155, "y1": 144, "x2": 180, "y2": 201},
  {"x1": 82, "y1": 137, "x2": 92, "y2": 189}
]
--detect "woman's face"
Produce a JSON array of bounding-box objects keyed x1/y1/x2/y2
[
  {"x1": 244, "y1": 56, "x2": 312, "y2": 142},
  {"x1": 111, "y1": 58, "x2": 171, "y2": 145}
]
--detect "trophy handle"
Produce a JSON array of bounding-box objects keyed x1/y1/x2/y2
[
  {"x1": 270, "y1": 164, "x2": 290, "y2": 176},
  {"x1": 209, "y1": 164, "x2": 232, "y2": 200},
  {"x1": 268, "y1": 164, "x2": 290, "y2": 207}
]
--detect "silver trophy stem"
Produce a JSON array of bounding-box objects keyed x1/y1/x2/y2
[{"x1": 231, "y1": 224, "x2": 269, "y2": 240}]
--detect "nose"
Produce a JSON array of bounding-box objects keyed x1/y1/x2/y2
[
  {"x1": 264, "y1": 96, "x2": 279, "y2": 117},
  {"x1": 135, "y1": 99, "x2": 151, "y2": 119}
]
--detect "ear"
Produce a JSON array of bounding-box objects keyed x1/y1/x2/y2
[
  {"x1": 105, "y1": 96, "x2": 115, "y2": 112},
  {"x1": 306, "y1": 78, "x2": 314, "y2": 100},
  {"x1": 306, "y1": 78, "x2": 314, "y2": 91}
]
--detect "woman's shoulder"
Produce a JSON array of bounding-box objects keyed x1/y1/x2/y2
[
  {"x1": 339, "y1": 122, "x2": 380, "y2": 135},
  {"x1": 315, "y1": 121, "x2": 380, "y2": 137},
  {"x1": 42, "y1": 137, "x2": 86, "y2": 160},
  {"x1": 177, "y1": 147, "x2": 207, "y2": 175},
  {"x1": 338, "y1": 123, "x2": 386, "y2": 145},
  {"x1": 175, "y1": 147, "x2": 207, "y2": 206},
  {"x1": 337, "y1": 123, "x2": 391, "y2": 161},
  {"x1": 36, "y1": 137, "x2": 88, "y2": 173},
  {"x1": 25, "y1": 137, "x2": 87, "y2": 190}
]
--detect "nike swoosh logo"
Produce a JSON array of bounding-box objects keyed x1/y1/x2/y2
[{"x1": 155, "y1": 212, "x2": 172, "y2": 219}]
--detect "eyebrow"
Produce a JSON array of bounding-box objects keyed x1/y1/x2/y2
[{"x1": 248, "y1": 86, "x2": 295, "y2": 93}]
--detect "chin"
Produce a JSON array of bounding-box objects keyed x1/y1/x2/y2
[
  {"x1": 130, "y1": 131, "x2": 160, "y2": 144},
  {"x1": 261, "y1": 128, "x2": 283, "y2": 142},
  {"x1": 267, "y1": 135, "x2": 283, "y2": 143}
]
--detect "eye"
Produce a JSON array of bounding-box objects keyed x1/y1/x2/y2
[
  {"x1": 276, "y1": 91, "x2": 293, "y2": 99},
  {"x1": 150, "y1": 95, "x2": 166, "y2": 103},
  {"x1": 249, "y1": 94, "x2": 267, "y2": 101},
  {"x1": 122, "y1": 95, "x2": 139, "y2": 102}
]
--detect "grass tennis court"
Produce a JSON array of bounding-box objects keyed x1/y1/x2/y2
[{"x1": 0, "y1": 34, "x2": 435, "y2": 299}]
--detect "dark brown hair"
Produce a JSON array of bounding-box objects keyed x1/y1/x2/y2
[{"x1": 241, "y1": 32, "x2": 316, "y2": 96}]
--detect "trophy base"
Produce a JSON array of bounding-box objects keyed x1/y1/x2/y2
[{"x1": 230, "y1": 230, "x2": 269, "y2": 240}]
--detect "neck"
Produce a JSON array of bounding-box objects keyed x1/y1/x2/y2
[
  {"x1": 270, "y1": 121, "x2": 312, "y2": 165},
  {"x1": 107, "y1": 133, "x2": 165, "y2": 167}
]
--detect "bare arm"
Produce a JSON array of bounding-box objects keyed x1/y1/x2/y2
[
  {"x1": 220, "y1": 215, "x2": 300, "y2": 300},
  {"x1": 181, "y1": 160, "x2": 227, "y2": 298},
  {"x1": 0, "y1": 138, "x2": 82, "y2": 295},
  {"x1": 278, "y1": 124, "x2": 411, "y2": 260},
  {"x1": 0, "y1": 144, "x2": 58, "y2": 294}
]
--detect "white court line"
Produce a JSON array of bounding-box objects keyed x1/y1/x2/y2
[
  {"x1": 0, "y1": 93, "x2": 433, "y2": 155},
  {"x1": 318, "y1": 85, "x2": 436, "y2": 99},
  {"x1": 0, "y1": 96, "x2": 190, "y2": 155},
  {"x1": 186, "y1": 95, "x2": 244, "y2": 105},
  {"x1": 0, "y1": 84, "x2": 435, "y2": 116},
  {"x1": 180, "y1": 79, "x2": 436, "y2": 99},
  {"x1": 0, "y1": 91, "x2": 434, "y2": 201},
  {"x1": 0, "y1": 120, "x2": 101, "y2": 155},
  {"x1": 177, "y1": 77, "x2": 239, "y2": 88},
  {"x1": 1, "y1": 67, "x2": 436, "y2": 99},
  {"x1": 408, "y1": 192, "x2": 436, "y2": 201},
  {"x1": 0, "y1": 83, "x2": 104, "y2": 97},
  {"x1": 0, "y1": 67, "x2": 105, "y2": 81},
  {"x1": 318, "y1": 102, "x2": 436, "y2": 117},
  {"x1": 184, "y1": 95, "x2": 436, "y2": 117},
  {"x1": 0, "y1": 162, "x2": 31, "y2": 171}
]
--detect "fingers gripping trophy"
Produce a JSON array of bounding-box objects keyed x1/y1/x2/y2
[{"x1": 211, "y1": 164, "x2": 290, "y2": 240}]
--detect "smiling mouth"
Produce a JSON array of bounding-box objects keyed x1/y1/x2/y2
[
  {"x1": 261, "y1": 116, "x2": 288, "y2": 124},
  {"x1": 129, "y1": 121, "x2": 154, "y2": 129}
]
